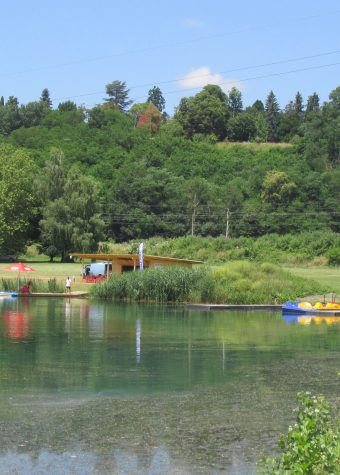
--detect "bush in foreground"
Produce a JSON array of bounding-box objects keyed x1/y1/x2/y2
[
  {"x1": 259, "y1": 392, "x2": 340, "y2": 474},
  {"x1": 91, "y1": 261, "x2": 326, "y2": 304}
]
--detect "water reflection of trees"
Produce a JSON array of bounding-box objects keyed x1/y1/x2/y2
[{"x1": 0, "y1": 300, "x2": 339, "y2": 392}]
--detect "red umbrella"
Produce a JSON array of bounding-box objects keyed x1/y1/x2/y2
[
  {"x1": 4, "y1": 262, "x2": 36, "y2": 291},
  {"x1": 5, "y1": 263, "x2": 36, "y2": 273}
]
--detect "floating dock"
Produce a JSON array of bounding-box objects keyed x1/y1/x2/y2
[
  {"x1": 185, "y1": 304, "x2": 281, "y2": 311},
  {"x1": 18, "y1": 291, "x2": 89, "y2": 298}
]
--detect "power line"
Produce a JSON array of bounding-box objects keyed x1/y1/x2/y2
[
  {"x1": 52, "y1": 50, "x2": 340, "y2": 103},
  {"x1": 3, "y1": 8, "x2": 340, "y2": 79},
  {"x1": 129, "y1": 61, "x2": 340, "y2": 105},
  {"x1": 102, "y1": 202, "x2": 340, "y2": 212},
  {"x1": 54, "y1": 49, "x2": 340, "y2": 100},
  {"x1": 103, "y1": 211, "x2": 340, "y2": 225}
]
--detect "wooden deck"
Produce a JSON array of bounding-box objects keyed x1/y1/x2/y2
[{"x1": 18, "y1": 291, "x2": 89, "y2": 298}]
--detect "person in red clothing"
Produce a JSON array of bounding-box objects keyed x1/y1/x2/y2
[{"x1": 20, "y1": 282, "x2": 31, "y2": 294}]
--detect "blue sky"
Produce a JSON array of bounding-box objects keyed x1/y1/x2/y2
[{"x1": 1, "y1": 0, "x2": 339, "y2": 114}]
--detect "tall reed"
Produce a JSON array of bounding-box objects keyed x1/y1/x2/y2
[{"x1": 1, "y1": 278, "x2": 64, "y2": 293}]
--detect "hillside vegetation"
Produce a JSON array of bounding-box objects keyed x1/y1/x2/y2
[
  {"x1": 101, "y1": 231, "x2": 340, "y2": 265},
  {"x1": 0, "y1": 83, "x2": 339, "y2": 260}
]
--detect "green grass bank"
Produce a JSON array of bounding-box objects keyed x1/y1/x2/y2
[{"x1": 91, "y1": 261, "x2": 327, "y2": 304}]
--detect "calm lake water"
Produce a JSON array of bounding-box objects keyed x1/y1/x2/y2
[{"x1": 0, "y1": 297, "x2": 339, "y2": 474}]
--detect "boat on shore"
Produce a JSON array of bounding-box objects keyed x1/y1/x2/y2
[
  {"x1": 0, "y1": 291, "x2": 18, "y2": 299},
  {"x1": 282, "y1": 301, "x2": 340, "y2": 316}
]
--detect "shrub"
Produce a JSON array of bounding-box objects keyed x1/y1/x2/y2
[
  {"x1": 327, "y1": 247, "x2": 340, "y2": 267},
  {"x1": 259, "y1": 392, "x2": 340, "y2": 474},
  {"x1": 24, "y1": 243, "x2": 42, "y2": 258}
]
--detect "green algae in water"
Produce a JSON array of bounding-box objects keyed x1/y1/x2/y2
[{"x1": 0, "y1": 298, "x2": 339, "y2": 474}]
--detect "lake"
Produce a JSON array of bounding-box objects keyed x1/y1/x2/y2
[{"x1": 0, "y1": 297, "x2": 339, "y2": 474}]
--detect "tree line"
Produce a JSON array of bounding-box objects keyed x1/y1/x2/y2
[{"x1": 0, "y1": 81, "x2": 339, "y2": 260}]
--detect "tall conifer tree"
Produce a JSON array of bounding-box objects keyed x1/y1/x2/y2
[
  {"x1": 147, "y1": 86, "x2": 166, "y2": 112},
  {"x1": 265, "y1": 91, "x2": 280, "y2": 142},
  {"x1": 40, "y1": 88, "x2": 52, "y2": 108},
  {"x1": 294, "y1": 91, "x2": 304, "y2": 116},
  {"x1": 306, "y1": 93, "x2": 320, "y2": 113}
]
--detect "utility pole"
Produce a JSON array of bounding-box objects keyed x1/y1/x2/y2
[
  {"x1": 225, "y1": 208, "x2": 230, "y2": 239},
  {"x1": 191, "y1": 194, "x2": 199, "y2": 236}
]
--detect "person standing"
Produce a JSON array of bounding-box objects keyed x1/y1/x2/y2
[{"x1": 66, "y1": 276, "x2": 72, "y2": 293}]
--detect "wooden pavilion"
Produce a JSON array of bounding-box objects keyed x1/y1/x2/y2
[{"x1": 71, "y1": 253, "x2": 203, "y2": 277}]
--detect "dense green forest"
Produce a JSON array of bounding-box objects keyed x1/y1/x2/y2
[{"x1": 0, "y1": 82, "x2": 339, "y2": 260}]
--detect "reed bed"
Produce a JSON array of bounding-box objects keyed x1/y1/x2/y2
[{"x1": 1, "y1": 278, "x2": 64, "y2": 293}]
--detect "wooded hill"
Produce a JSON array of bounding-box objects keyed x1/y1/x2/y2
[{"x1": 0, "y1": 83, "x2": 339, "y2": 260}]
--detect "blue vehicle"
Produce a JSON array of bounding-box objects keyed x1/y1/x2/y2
[{"x1": 83, "y1": 262, "x2": 112, "y2": 277}]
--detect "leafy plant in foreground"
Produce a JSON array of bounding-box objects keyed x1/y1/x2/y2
[{"x1": 260, "y1": 392, "x2": 340, "y2": 474}]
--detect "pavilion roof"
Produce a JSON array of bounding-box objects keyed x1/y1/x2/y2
[{"x1": 71, "y1": 253, "x2": 203, "y2": 265}]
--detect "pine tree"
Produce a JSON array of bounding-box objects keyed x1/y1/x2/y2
[
  {"x1": 104, "y1": 80, "x2": 132, "y2": 111},
  {"x1": 40, "y1": 88, "x2": 52, "y2": 108},
  {"x1": 306, "y1": 93, "x2": 320, "y2": 113},
  {"x1": 147, "y1": 86, "x2": 166, "y2": 112},
  {"x1": 0, "y1": 96, "x2": 4, "y2": 107},
  {"x1": 294, "y1": 91, "x2": 304, "y2": 116},
  {"x1": 265, "y1": 91, "x2": 280, "y2": 142}
]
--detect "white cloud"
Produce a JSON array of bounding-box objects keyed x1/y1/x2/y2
[
  {"x1": 184, "y1": 17, "x2": 202, "y2": 28},
  {"x1": 178, "y1": 67, "x2": 244, "y2": 94}
]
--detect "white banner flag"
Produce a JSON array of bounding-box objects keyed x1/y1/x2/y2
[{"x1": 138, "y1": 242, "x2": 144, "y2": 271}]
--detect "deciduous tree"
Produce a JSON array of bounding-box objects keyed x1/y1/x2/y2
[
  {"x1": 40, "y1": 157, "x2": 105, "y2": 261},
  {"x1": 58, "y1": 101, "x2": 77, "y2": 112},
  {"x1": 228, "y1": 87, "x2": 243, "y2": 116},
  {"x1": 136, "y1": 103, "x2": 162, "y2": 133},
  {"x1": 261, "y1": 170, "x2": 297, "y2": 207},
  {"x1": 0, "y1": 143, "x2": 37, "y2": 253},
  {"x1": 175, "y1": 85, "x2": 229, "y2": 139},
  {"x1": 227, "y1": 112, "x2": 256, "y2": 141}
]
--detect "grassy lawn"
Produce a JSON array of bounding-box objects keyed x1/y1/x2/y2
[
  {"x1": 284, "y1": 266, "x2": 340, "y2": 299},
  {"x1": 0, "y1": 260, "x2": 90, "y2": 291}
]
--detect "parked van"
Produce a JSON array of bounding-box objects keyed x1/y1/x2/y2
[{"x1": 83, "y1": 262, "x2": 112, "y2": 277}]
